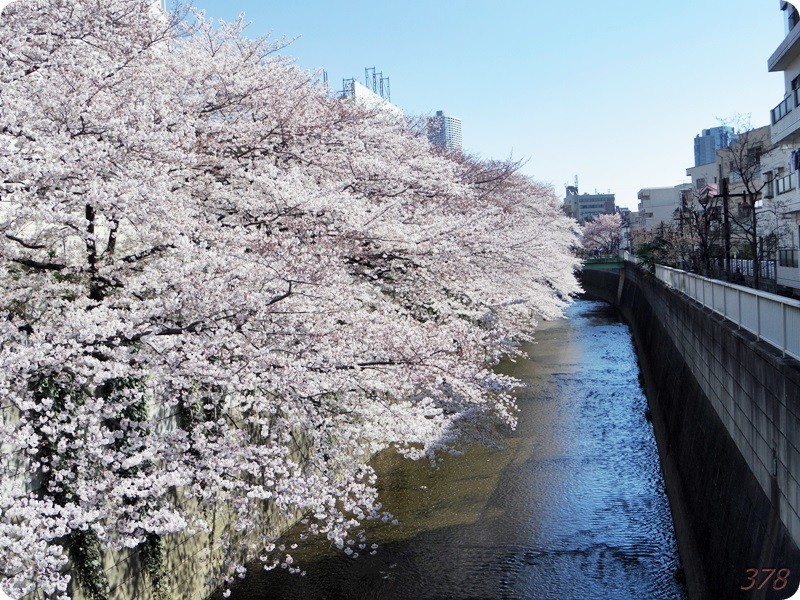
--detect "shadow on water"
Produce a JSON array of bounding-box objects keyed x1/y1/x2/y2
[{"x1": 217, "y1": 300, "x2": 687, "y2": 600}]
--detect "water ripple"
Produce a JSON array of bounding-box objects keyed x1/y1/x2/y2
[{"x1": 222, "y1": 300, "x2": 686, "y2": 600}]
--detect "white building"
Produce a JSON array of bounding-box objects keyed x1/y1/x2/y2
[
  {"x1": 338, "y1": 74, "x2": 403, "y2": 123},
  {"x1": 350, "y1": 81, "x2": 404, "y2": 121},
  {"x1": 765, "y1": 0, "x2": 800, "y2": 293},
  {"x1": 151, "y1": 0, "x2": 167, "y2": 20},
  {"x1": 427, "y1": 110, "x2": 462, "y2": 152},
  {"x1": 637, "y1": 184, "x2": 692, "y2": 231},
  {"x1": 686, "y1": 162, "x2": 719, "y2": 195}
]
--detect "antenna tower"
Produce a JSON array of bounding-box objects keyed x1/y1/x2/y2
[{"x1": 364, "y1": 66, "x2": 391, "y2": 101}]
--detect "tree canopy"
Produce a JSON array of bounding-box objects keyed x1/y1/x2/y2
[
  {"x1": 580, "y1": 213, "x2": 621, "y2": 256},
  {"x1": 0, "y1": 1, "x2": 580, "y2": 597}
]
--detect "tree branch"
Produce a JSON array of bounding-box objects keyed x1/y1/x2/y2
[
  {"x1": 10, "y1": 257, "x2": 66, "y2": 271},
  {"x1": 4, "y1": 234, "x2": 47, "y2": 250}
]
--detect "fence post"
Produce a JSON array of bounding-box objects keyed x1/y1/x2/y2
[
  {"x1": 711, "y1": 281, "x2": 715, "y2": 314},
  {"x1": 723, "y1": 282, "x2": 727, "y2": 315},
  {"x1": 783, "y1": 302, "x2": 788, "y2": 358},
  {"x1": 738, "y1": 288, "x2": 742, "y2": 330},
  {"x1": 756, "y1": 295, "x2": 761, "y2": 341}
]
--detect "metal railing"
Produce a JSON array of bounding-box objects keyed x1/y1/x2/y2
[
  {"x1": 776, "y1": 171, "x2": 797, "y2": 195},
  {"x1": 655, "y1": 264, "x2": 800, "y2": 361},
  {"x1": 779, "y1": 249, "x2": 799, "y2": 268},
  {"x1": 622, "y1": 250, "x2": 641, "y2": 264},
  {"x1": 727, "y1": 258, "x2": 777, "y2": 281},
  {"x1": 772, "y1": 94, "x2": 794, "y2": 124}
]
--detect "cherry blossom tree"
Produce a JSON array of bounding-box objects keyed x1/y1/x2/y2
[
  {"x1": 0, "y1": 1, "x2": 580, "y2": 598},
  {"x1": 580, "y1": 213, "x2": 621, "y2": 256}
]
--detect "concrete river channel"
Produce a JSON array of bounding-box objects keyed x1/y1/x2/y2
[{"x1": 220, "y1": 300, "x2": 687, "y2": 600}]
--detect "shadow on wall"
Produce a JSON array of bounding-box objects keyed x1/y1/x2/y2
[{"x1": 579, "y1": 265, "x2": 800, "y2": 600}]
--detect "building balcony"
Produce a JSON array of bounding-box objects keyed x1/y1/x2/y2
[
  {"x1": 768, "y1": 17, "x2": 800, "y2": 72},
  {"x1": 771, "y1": 90, "x2": 800, "y2": 145},
  {"x1": 775, "y1": 262, "x2": 800, "y2": 290},
  {"x1": 774, "y1": 179, "x2": 800, "y2": 214},
  {"x1": 775, "y1": 171, "x2": 796, "y2": 195},
  {"x1": 772, "y1": 94, "x2": 794, "y2": 124},
  {"x1": 779, "y1": 249, "x2": 799, "y2": 268}
]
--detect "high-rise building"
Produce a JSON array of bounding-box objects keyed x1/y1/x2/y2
[
  {"x1": 427, "y1": 111, "x2": 462, "y2": 152},
  {"x1": 694, "y1": 126, "x2": 736, "y2": 166}
]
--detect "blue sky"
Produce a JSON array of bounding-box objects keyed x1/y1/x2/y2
[{"x1": 186, "y1": 0, "x2": 785, "y2": 210}]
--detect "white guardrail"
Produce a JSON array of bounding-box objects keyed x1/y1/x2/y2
[{"x1": 655, "y1": 264, "x2": 800, "y2": 362}]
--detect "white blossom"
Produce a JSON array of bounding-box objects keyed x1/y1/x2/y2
[{"x1": 0, "y1": 0, "x2": 579, "y2": 596}]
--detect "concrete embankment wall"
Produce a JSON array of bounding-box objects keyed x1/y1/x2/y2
[
  {"x1": 3, "y1": 407, "x2": 305, "y2": 600},
  {"x1": 580, "y1": 265, "x2": 800, "y2": 600},
  {"x1": 74, "y1": 498, "x2": 300, "y2": 600}
]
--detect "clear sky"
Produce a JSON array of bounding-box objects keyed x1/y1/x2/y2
[{"x1": 184, "y1": 0, "x2": 786, "y2": 210}]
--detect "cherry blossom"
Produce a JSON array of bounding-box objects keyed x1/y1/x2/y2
[
  {"x1": 0, "y1": 1, "x2": 579, "y2": 597},
  {"x1": 580, "y1": 212, "x2": 622, "y2": 256}
]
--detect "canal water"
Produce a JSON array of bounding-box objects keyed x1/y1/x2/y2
[{"x1": 221, "y1": 300, "x2": 687, "y2": 600}]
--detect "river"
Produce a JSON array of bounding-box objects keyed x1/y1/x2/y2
[{"x1": 219, "y1": 300, "x2": 687, "y2": 600}]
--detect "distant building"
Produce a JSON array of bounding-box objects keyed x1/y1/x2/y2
[
  {"x1": 427, "y1": 111, "x2": 463, "y2": 151},
  {"x1": 617, "y1": 207, "x2": 633, "y2": 252},
  {"x1": 338, "y1": 68, "x2": 403, "y2": 121},
  {"x1": 686, "y1": 161, "x2": 719, "y2": 194},
  {"x1": 637, "y1": 184, "x2": 693, "y2": 231},
  {"x1": 151, "y1": 0, "x2": 168, "y2": 20},
  {"x1": 694, "y1": 126, "x2": 736, "y2": 167},
  {"x1": 349, "y1": 81, "x2": 403, "y2": 120},
  {"x1": 563, "y1": 185, "x2": 615, "y2": 223}
]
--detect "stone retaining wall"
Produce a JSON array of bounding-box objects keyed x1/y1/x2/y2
[{"x1": 580, "y1": 265, "x2": 800, "y2": 600}]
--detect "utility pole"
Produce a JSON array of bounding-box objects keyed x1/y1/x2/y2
[
  {"x1": 721, "y1": 177, "x2": 731, "y2": 279},
  {"x1": 719, "y1": 177, "x2": 765, "y2": 287}
]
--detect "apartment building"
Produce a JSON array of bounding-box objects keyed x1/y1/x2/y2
[
  {"x1": 427, "y1": 111, "x2": 463, "y2": 152},
  {"x1": 764, "y1": 1, "x2": 800, "y2": 292},
  {"x1": 637, "y1": 184, "x2": 693, "y2": 231}
]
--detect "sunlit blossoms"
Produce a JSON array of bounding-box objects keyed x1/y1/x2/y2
[
  {"x1": 0, "y1": 1, "x2": 580, "y2": 597},
  {"x1": 580, "y1": 212, "x2": 622, "y2": 256}
]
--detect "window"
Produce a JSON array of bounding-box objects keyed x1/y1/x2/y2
[
  {"x1": 779, "y1": 249, "x2": 799, "y2": 268},
  {"x1": 764, "y1": 172, "x2": 774, "y2": 198},
  {"x1": 747, "y1": 145, "x2": 763, "y2": 167}
]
